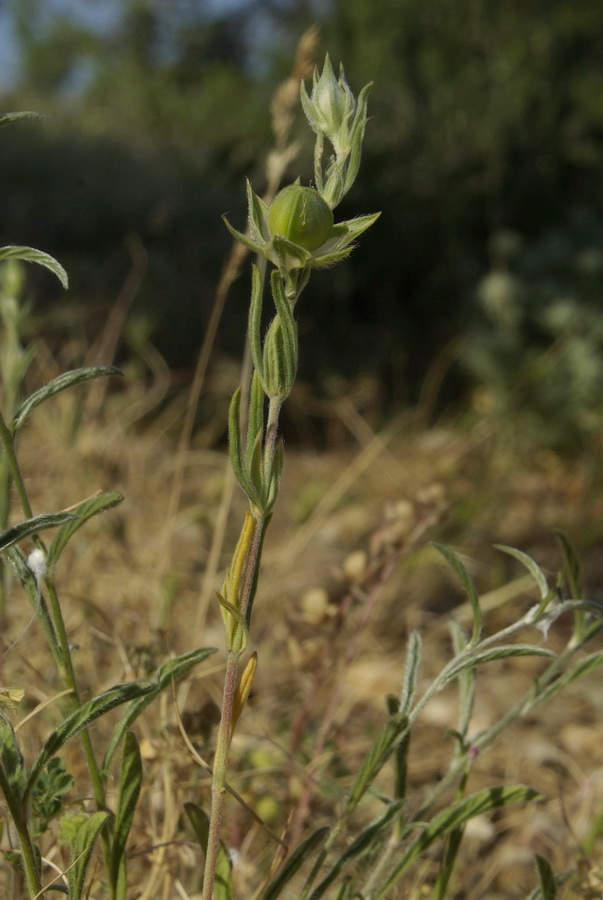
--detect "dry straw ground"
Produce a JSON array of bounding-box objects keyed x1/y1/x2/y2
[
  {"x1": 2, "y1": 358, "x2": 603, "y2": 898},
  {"x1": 3, "y1": 30, "x2": 603, "y2": 900}
]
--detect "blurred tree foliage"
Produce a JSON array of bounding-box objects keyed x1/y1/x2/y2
[{"x1": 2, "y1": 0, "x2": 603, "y2": 441}]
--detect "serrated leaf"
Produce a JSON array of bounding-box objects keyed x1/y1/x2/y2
[
  {"x1": 11, "y1": 366, "x2": 123, "y2": 435},
  {"x1": 0, "y1": 246, "x2": 68, "y2": 288},
  {"x1": 184, "y1": 803, "x2": 234, "y2": 900},
  {"x1": 347, "y1": 712, "x2": 407, "y2": 813},
  {"x1": 260, "y1": 827, "x2": 329, "y2": 900},
  {"x1": 111, "y1": 733, "x2": 142, "y2": 899},
  {"x1": 494, "y1": 544, "x2": 550, "y2": 601},
  {"x1": 46, "y1": 491, "x2": 124, "y2": 567},
  {"x1": 25, "y1": 681, "x2": 156, "y2": 801},
  {"x1": 374, "y1": 785, "x2": 541, "y2": 898},
  {"x1": 444, "y1": 644, "x2": 556, "y2": 683},
  {"x1": 68, "y1": 810, "x2": 112, "y2": 899},
  {"x1": 309, "y1": 801, "x2": 405, "y2": 900},
  {"x1": 0, "y1": 511, "x2": 77, "y2": 553},
  {"x1": 433, "y1": 544, "x2": 482, "y2": 644},
  {"x1": 103, "y1": 647, "x2": 216, "y2": 771}
]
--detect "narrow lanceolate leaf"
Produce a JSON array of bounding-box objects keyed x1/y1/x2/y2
[
  {"x1": 46, "y1": 491, "x2": 124, "y2": 567},
  {"x1": 0, "y1": 712, "x2": 26, "y2": 801},
  {"x1": 494, "y1": 545, "x2": 550, "y2": 601},
  {"x1": 111, "y1": 733, "x2": 142, "y2": 900},
  {"x1": 185, "y1": 803, "x2": 235, "y2": 900},
  {"x1": 11, "y1": 366, "x2": 123, "y2": 435},
  {"x1": 534, "y1": 854, "x2": 558, "y2": 900},
  {"x1": 25, "y1": 681, "x2": 156, "y2": 800},
  {"x1": 374, "y1": 785, "x2": 541, "y2": 899},
  {"x1": 529, "y1": 650, "x2": 603, "y2": 711},
  {"x1": 346, "y1": 712, "x2": 407, "y2": 813},
  {"x1": 448, "y1": 620, "x2": 475, "y2": 741},
  {"x1": 400, "y1": 630, "x2": 422, "y2": 716},
  {"x1": 68, "y1": 811, "x2": 112, "y2": 900},
  {"x1": 248, "y1": 264, "x2": 265, "y2": 380},
  {"x1": 0, "y1": 111, "x2": 43, "y2": 128},
  {"x1": 246, "y1": 179, "x2": 270, "y2": 244},
  {"x1": 555, "y1": 531, "x2": 583, "y2": 600},
  {"x1": 309, "y1": 801, "x2": 406, "y2": 900},
  {"x1": 246, "y1": 368, "x2": 265, "y2": 472},
  {"x1": 228, "y1": 388, "x2": 263, "y2": 508},
  {"x1": 103, "y1": 647, "x2": 216, "y2": 771},
  {"x1": 269, "y1": 270, "x2": 296, "y2": 361},
  {"x1": 0, "y1": 246, "x2": 68, "y2": 288},
  {"x1": 444, "y1": 645, "x2": 556, "y2": 684},
  {"x1": 433, "y1": 544, "x2": 482, "y2": 645},
  {"x1": 260, "y1": 827, "x2": 329, "y2": 900},
  {"x1": 0, "y1": 511, "x2": 77, "y2": 554}
]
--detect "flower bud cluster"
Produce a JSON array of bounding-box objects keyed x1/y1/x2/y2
[
  {"x1": 224, "y1": 55, "x2": 380, "y2": 520},
  {"x1": 300, "y1": 55, "x2": 373, "y2": 208}
]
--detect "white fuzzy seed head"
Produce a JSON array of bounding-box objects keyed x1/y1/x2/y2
[{"x1": 27, "y1": 548, "x2": 47, "y2": 583}]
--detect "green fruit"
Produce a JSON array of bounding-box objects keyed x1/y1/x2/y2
[{"x1": 268, "y1": 185, "x2": 333, "y2": 251}]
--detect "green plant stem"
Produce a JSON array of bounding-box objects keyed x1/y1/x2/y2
[
  {"x1": 203, "y1": 389, "x2": 285, "y2": 898},
  {"x1": 44, "y1": 576, "x2": 106, "y2": 808},
  {"x1": 0, "y1": 410, "x2": 33, "y2": 520},
  {"x1": 0, "y1": 765, "x2": 42, "y2": 898},
  {"x1": 202, "y1": 648, "x2": 241, "y2": 900}
]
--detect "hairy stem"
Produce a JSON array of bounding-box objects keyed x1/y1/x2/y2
[{"x1": 202, "y1": 648, "x2": 241, "y2": 899}]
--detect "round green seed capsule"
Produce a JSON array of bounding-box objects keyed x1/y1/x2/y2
[{"x1": 268, "y1": 185, "x2": 333, "y2": 251}]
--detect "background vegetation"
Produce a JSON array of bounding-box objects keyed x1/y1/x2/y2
[
  {"x1": 2, "y1": 0, "x2": 603, "y2": 445},
  {"x1": 3, "y1": 2, "x2": 603, "y2": 896}
]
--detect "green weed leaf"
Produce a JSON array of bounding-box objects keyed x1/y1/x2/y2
[
  {"x1": 448, "y1": 620, "x2": 475, "y2": 741},
  {"x1": 444, "y1": 644, "x2": 556, "y2": 683},
  {"x1": 260, "y1": 827, "x2": 329, "y2": 900},
  {"x1": 530, "y1": 650, "x2": 603, "y2": 710},
  {"x1": 494, "y1": 545, "x2": 550, "y2": 600},
  {"x1": 433, "y1": 544, "x2": 482, "y2": 644},
  {"x1": 346, "y1": 712, "x2": 407, "y2": 813},
  {"x1": 248, "y1": 265, "x2": 265, "y2": 381},
  {"x1": 0, "y1": 245, "x2": 68, "y2": 288},
  {"x1": 534, "y1": 854, "x2": 558, "y2": 900},
  {"x1": 103, "y1": 647, "x2": 216, "y2": 771},
  {"x1": 400, "y1": 630, "x2": 422, "y2": 716},
  {"x1": 185, "y1": 802, "x2": 234, "y2": 900},
  {"x1": 375, "y1": 785, "x2": 540, "y2": 898},
  {"x1": 0, "y1": 511, "x2": 77, "y2": 553},
  {"x1": 0, "y1": 111, "x2": 43, "y2": 127},
  {"x1": 67, "y1": 810, "x2": 112, "y2": 900},
  {"x1": 46, "y1": 491, "x2": 124, "y2": 567},
  {"x1": 11, "y1": 366, "x2": 122, "y2": 435},
  {"x1": 26, "y1": 681, "x2": 156, "y2": 801},
  {"x1": 0, "y1": 712, "x2": 26, "y2": 802},
  {"x1": 228, "y1": 388, "x2": 263, "y2": 508},
  {"x1": 111, "y1": 733, "x2": 142, "y2": 899},
  {"x1": 309, "y1": 801, "x2": 405, "y2": 899}
]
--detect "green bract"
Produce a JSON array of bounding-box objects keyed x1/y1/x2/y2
[{"x1": 268, "y1": 185, "x2": 333, "y2": 251}]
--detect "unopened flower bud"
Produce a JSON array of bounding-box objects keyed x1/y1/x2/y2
[{"x1": 268, "y1": 185, "x2": 333, "y2": 251}]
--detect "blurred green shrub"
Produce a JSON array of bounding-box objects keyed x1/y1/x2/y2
[{"x1": 463, "y1": 212, "x2": 603, "y2": 449}]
